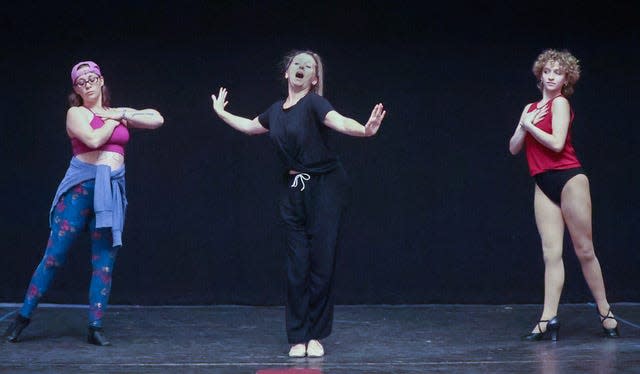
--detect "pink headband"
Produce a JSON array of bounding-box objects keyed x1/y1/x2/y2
[{"x1": 70, "y1": 61, "x2": 102, "y2": 83}]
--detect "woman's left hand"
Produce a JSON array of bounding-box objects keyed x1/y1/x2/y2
[{"x1": 364, "y1": 103, "x2": 386, "y2": 137}]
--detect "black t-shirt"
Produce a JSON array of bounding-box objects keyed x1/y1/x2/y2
[{"x1": 258, "y1": 92, "x2": 340, "y2": 174}]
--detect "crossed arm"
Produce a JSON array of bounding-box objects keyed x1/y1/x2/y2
[
  {"x1": 95, "y1": 107, "x2": 164, "y2": 130},
  {"x1": 67, "y1": 106, "x2": 164, "y2": 149}
]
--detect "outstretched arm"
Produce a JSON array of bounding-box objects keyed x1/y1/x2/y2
[
  {"x1": 324, "y1": 103, "x2": 386, "y2": 137},
  {"x1": 211, "y1": 87, "x2": 268, "y2": 135},
  {"x1": 94, "y1": 107, "x2": 164, "y2": 130}
]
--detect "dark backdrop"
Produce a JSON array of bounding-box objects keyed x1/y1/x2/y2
[{"x1": 1, "y1": 1, "x2": 638, "y2": 306}]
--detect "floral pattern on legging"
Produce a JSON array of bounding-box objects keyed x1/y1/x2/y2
[{"x1": 20, "y1": 180, "x2": 119, "y2": 328}]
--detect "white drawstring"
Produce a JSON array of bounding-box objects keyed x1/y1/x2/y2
[{"x1": 291, "y1": 173, "x2": 311, "y2": 191}]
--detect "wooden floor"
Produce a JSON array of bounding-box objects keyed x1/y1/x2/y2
[{"x1": 1, "y1": 303, "x2": 639, "y2": 373}]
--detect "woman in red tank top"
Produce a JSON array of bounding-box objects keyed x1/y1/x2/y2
[{"x1": 509, "y1": 49, "x2": 619, "y2": 340}]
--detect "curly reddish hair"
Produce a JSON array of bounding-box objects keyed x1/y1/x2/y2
[{"x1": 532, "y1": 49, "x2": 581, "y2": 96}]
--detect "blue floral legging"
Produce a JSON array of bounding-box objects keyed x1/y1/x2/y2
[{"x1": 20, "y1": 180, "x2": 119, "y2": 328}]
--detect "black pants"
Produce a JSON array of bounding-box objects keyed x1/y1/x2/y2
[{"x1": 279, "y1": 166, "x2": 350, "y2": 344}]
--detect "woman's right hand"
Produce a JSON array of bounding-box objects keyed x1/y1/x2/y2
[
  {"x1": 211, "y1": 87, "x2": 229, "y2": 116},
  {"x1": 209, "y1": 88, "x2": 267, "y2": 135}
]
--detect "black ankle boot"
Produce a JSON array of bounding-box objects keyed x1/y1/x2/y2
[
  {"x1": 87, "y1": 326, "x2": 111, "y2": 346},
  {"x1": 4, "y1": 314, "x2": 30, "y2": 343},
  {"x1": 597, "y1": 307, "x2": 620, "y2": 338},
  {"x1": 521, "y1": 316, "x2": 560, "y2": 341}
]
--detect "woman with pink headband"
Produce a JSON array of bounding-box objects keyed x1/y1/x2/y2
[{"x1": 4, "y1": 60, "x2": 164, "y2": 346}]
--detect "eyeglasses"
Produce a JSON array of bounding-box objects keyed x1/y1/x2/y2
[{"x1": 74, "y1": 75, "x2": 101, "y2": 87}]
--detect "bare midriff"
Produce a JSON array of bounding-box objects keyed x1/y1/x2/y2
[{"x1": 76, "y1": 150, "x2": 124, "y2": 170}]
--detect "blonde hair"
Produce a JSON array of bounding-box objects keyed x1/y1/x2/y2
[
  {"x1": 282, "y1": 50, "x2": 325, "y2": 96},
  {"x1": 532, "y1": 49, "x2": 581, "y2": 96}
]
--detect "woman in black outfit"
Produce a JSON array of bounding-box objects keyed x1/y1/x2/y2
[{"x1": 211, "y1": 50, "x2": 385, "y2": 357}]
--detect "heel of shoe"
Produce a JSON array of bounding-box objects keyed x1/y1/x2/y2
[
  {"x1": 602, "y1": 326, "x2": 619, "y2": 338},
  {"x1": 549, "y1": 325, "x2": 559, "y2": 341},
  {"x1": 521, "y1": 316, "x2": 560, "y2": 342},
  {"x1": 597, "y1": 307, "x2": 620, "y2": 338},
  {"x1": 547, "y1": 316, "x2": 560, "y2": 341},
  {"x1": 4, "y1": 314, "x2": 30, "y2": 343}
]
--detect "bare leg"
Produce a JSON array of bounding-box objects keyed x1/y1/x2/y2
[
  {"x1": 561, "y1": 175, "x2": 617, "y2": 329},
  {"x1": 532, "y1": 185, "x2": 566, "y2": 333}
]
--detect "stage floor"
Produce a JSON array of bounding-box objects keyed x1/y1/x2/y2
[{"x1": 1, "y1": 303, "x2": 639, "y2": 373}]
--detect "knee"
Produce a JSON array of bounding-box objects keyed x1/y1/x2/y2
[
  {"x1": 574, "y1": 244, "x2": 596, "y2": 263},
  {"x1": 287, "y1": 271, "x2": 307, "y2": 288},
  {"x1": 309, "y1": 269, "x2": 333, "y2": 289},
  {"x1": 541, "y1": 246, "x2": 562, "y2": 265},
  {"x1": 570, "y1": 233, "x2": 594, "y2": 259}
]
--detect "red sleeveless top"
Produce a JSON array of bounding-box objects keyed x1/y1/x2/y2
[{"x1": 524, "y1": 96, "x2": 581, "y2": 176}]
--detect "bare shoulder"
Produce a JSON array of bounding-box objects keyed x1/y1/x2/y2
[
  {"x1": 552, "y1": 96, "x2": 570, "y2": 107},
  {"x1": 66, "y1": 106, "x2": 92, "y2": 125},
  {"x1": 67, "y1": 106, "x2": 81, "y2": 116},
  {"x1": 551, "y1": 97, "x2": 570, "y2": 115},
  {"x1": 67, "y1": 106, "x2": 91, "y2": 117}
]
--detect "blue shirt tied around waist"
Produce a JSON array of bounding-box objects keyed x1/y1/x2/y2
[{"x1": 49, "y1": 157, "x2": 127, "y2": 247}]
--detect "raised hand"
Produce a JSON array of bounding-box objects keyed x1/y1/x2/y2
[
  {"x1": 364, "y1": 103, "x2": 386, "y2": 137},
  {"x1": 211, "y1": 87, "x2": 229, "y2": 116}
]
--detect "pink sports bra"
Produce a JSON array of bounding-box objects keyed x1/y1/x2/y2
[{"x1": 71, "y1": 112, "x2": 130, "y2": 156}]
